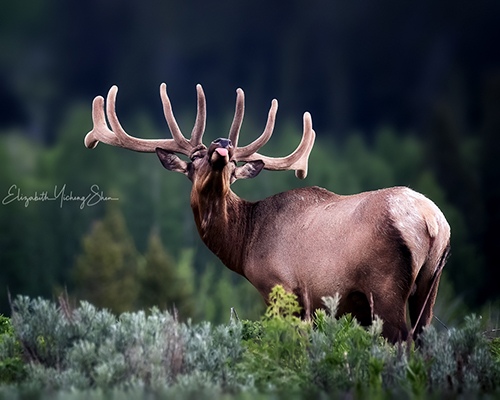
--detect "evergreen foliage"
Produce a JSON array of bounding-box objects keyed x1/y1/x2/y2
[
  {"x1": 1, "y1": 289, "x2": 498, "y2": 399},
  {"x1": 72, "y1": 204, "x2": 140, "y2": 314},
  {"x1": 71, "y1": 207, "x2": 198, "y2": 318},
  {"x1": 138, "y1": 230, "x2": 195, "y2": 318}
]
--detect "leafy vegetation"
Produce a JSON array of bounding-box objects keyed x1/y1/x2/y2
[
  {"x1": 0, "y1": 315, "x2": 25, "y2": 384},
  {"x1": 72, "y1": 204, "x2": 140, "y2": 314},
  {"x1": 0, "y1": 287, "x2": 498, "y2": 399}
]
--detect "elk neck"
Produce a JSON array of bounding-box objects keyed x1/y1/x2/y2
[{"x1": 189, "y1": 168, "x2": 252, "y2": 277}]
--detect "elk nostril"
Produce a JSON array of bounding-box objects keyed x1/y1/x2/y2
[{"x1": 212, "y1": 138, "x2": 232, "y2": 148}]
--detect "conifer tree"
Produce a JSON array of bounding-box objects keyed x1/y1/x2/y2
[
  {"x1": 138, "y1": 230, "x2": 195, "y2": 318},
  {"x1": 72, "y1": 204, "x2": 140, "y2": 314}
]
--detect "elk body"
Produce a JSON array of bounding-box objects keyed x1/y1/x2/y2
[{"x1": 85, "y1": 83, "x2": 451, "y2": 342}]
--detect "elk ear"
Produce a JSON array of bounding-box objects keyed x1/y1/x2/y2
[
  {"x1": 231, "y1": 160, "x2": 265, "y2": 184},
  {"x1": 156, "y1": 148, "x2": 189, "y2": 175}
]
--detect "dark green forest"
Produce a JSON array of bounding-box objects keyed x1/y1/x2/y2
[{"x1": 1, "y1": 1, "x2": 500, "y2": 323}]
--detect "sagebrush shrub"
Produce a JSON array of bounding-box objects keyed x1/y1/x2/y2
[
  {"x1": 0, "y1": 289, "x2": 498, "y2": 399},
  {"x1": 4, "y1": 295, "x2": 247, "y2": 392},
  {"x1": 420, "y1": 315, "x2": 500, "y2": 393}
]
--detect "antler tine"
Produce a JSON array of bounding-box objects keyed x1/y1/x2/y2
[
  {"x1": 233, "y1": 98, "x2": 278, "y2": 159},
  {"x1": 84, "y1": 85, "x2": 178, "y2": 152},
  {"x1": 84, "y1": 95, "x2": 112, "y2": 149},
  {"x1": 190, "y1": 84, "x2": 207, "y2": 146},
  {"x1": 238, "y1": 111, "x2": 316, "y2": 179},
  {"x1": 160, "y1": 83, "x2": 194, "y2": 154},
  {"x1": 228, "y1": 88, "x2": 245, "y2": 148},
  {"x1": 106, "y1": 85, "x2": 134, "y2": 145}
]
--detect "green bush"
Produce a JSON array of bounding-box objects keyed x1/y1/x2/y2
[
  {"x1": 308, "y1": 295, "x2": 388, "y2": 394},
  {"x1": 239, "y1": 286, "x2": 311, "y2": 392},
  {"x1": 1, "y1": 289, "x2": 499, "y2": 399},
  {"x1": 0, "y1": 314, "x2": 25, "y2": 384}
]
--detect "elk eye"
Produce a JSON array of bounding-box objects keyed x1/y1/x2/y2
[{"x1": 191, "y1": 152, "x2": 203, "y2": 161}]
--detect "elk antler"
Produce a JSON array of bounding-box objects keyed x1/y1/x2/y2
[
  {"x1": 230, "y1": 89, "x2": 316, "y2": 179},
  {"x1": 84, "y1": 83, "x2": 207, "y2": 157},
  {"x1": 85, "y1": 84, "x2": 315, "y2": 178}
]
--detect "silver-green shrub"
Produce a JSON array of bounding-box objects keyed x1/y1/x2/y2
[
  {"x1": 1, "y1": 290, "x2": 499, "y2": 399},
  {"x1": 420, "y1": 314, "x2": 500, "y2": 394},
  {"x1": 5, "y1": 295, "x2": 247, "y2": 393}
]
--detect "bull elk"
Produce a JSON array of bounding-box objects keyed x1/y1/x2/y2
[{"x1": 84, "y1": 83, "x2": 450, "y2": 342}]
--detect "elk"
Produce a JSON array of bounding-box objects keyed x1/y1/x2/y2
[{"x1": 84, "y1": 83, "x2": 450, "y2": 342}]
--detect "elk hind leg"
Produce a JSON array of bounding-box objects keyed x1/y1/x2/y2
[
  {"x1": 408, "y1": 247, "x2": 448, "y2": 340},
  {"x1": 343, "y1": 291, "x2": 372, "y2": 326},
  {"x1": 372, "y1": 294, "x2": 409, "y2": 343}
]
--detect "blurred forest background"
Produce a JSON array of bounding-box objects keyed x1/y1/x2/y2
[{"x1": 1, "y1": 1, "x2": 500, "y2": 324}]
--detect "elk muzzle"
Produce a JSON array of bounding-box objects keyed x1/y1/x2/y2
[{"x1": 209, "y1": 138, "x2": 234, "y2": 168}]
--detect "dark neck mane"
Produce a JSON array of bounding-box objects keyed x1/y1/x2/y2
[{"x1": 190, "y1": 177, "x2": 252, "y2": 277}]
